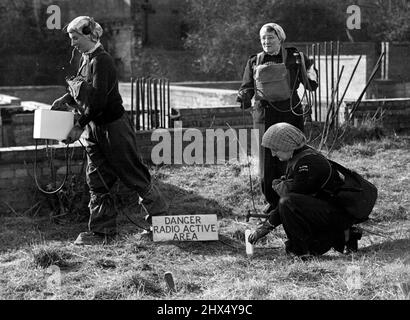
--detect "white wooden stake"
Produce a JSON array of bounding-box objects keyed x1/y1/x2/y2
[{"x1": 245, "y1": 229, "x2": 254, "y2": 257}]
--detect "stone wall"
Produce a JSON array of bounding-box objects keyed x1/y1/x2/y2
[
  {"x1": 0, "y1": 86, "x2": 66, "y2": 105},
  {"x1": 1, "y1": 114, "x2": 35, "y2": 147},
  {"x1": 0, "y1": 126, "x2": 257, "y2": 213},
  {"x1": 170, "y1": 86, "x2": 238, "y2": 109},
  {"x1": 387, "y1": 43, "x2": 410, "y2": 83},
  {"x1": 0, "y1": 144, "x2": 84, "y2": 213},
  {"x1": 346, "y1": 98, "x2": 410, "y2": 132},
  {"x1": 372, "y1": 80, "x2": 410, "y2": 98},
  {"x1": 0, "y1": 132, "x2": 150, "y2": 213},
  {"x1": 176, "y1": 107, "x2": 253, "y2": 129}
]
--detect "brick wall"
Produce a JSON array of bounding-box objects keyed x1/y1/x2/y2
[
  {"x1": 0, "y1": 129, "x2": 152, "y2": 213},
  {"x1": 387, "y1": 43, "x2": 410, "y2": 82},
  {"x1": 0, "y1": 144, "x2": 83, "y2": 214},
  {"x1": 346, "y1": 98, "x2": 410, "y2": 131},
  {"x1": 176, "y1": 107, "x2": 253, "y2": 128},
  {"x1": 372, "y1": 80, "x2": 410, "y2": 98},
  {"x1": 2, "y1": 114, "x2": 35, "y2": 147},
  {"x1": 0, "y1": 126, "x2": 257, "y2": 213}
]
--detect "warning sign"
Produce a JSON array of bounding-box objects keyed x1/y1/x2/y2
[{"x1": 152, "y1": 215, "x2": 218, "y2": 242}]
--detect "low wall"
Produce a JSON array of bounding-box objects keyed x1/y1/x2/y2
[
  {"x1": 347, "y1": 98, "x2": 410, "y2": 131},
  {"x1": 2, "y1": 104, "x2": 254, "y2": 148},
  {"x1": 170, "y1": 85, "x2": 238, "y2": 109},
  {"x1": 3, "y1": 97, "x2": 409, "y2": 149},
  {"x1": 0, "y1": 127, "x2": 257, "y2": 213},
  {"x1": 0, "y1": 130, "x2": 153, "y2": 213},
  {"x1": 119, "y1": 82, "x2": 239, "y2": 111},
  {"x1": 172, "y1": 81, "x2": 242, "y2": 91},
  {"x1": 177, "y1": 106, "x2": 253, "y2": 128},
  {"x1": 372, "y1": 80, "x2": 410, "y2": 99},
  {"x1": 0, "y1": 86, "x2": 66, "y2": 105},
  {"x1": 1, "y1": 113, "x2": 35, "y2": 147},
  {"x1": 0, "y1": 144, "x2": 84, "y2": 214}
]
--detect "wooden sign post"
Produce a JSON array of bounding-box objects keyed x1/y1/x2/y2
[{"x1": 152, "y1": 215, "x2": 218, "y2": 242}]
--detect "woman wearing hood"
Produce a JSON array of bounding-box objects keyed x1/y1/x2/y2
[{"x1": 51, "y1": 16, "x2": 168, "y2": 245}]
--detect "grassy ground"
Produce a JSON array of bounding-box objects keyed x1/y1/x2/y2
[{"x1": 0, "y1": 136, "x2": 409, "y2": 300}]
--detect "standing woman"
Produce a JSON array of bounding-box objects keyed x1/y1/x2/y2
[
  {"x1": 237, "y1": 22, "x2": 318, "y2": 213},
  {"x1": 51, "y1": 16, "x2": 168, "y2": 245}
]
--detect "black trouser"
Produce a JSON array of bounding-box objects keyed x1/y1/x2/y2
[
  {"x1": 83, "y1": 113, "x2": 168, "y2": 235},
  {"x1": 252, "y1": 101, "x2": 304, "y2": 207},
  {"x1": 268, "y1": 193, "x2": 354, "y2": 255}
]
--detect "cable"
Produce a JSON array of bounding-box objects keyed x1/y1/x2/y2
[
  {"x1": 33, "y1": 136, "x2": 149, "y2": 231},
  {"x1": 34, "y1": 140, "x2": 70, "y2": 195},
  {"x1": 225, "y1": 122, "x2": 258, "y2": 218},
  {"x1": 238, "y1": 58, "x2": 314, "y2": 117},
  {"x1": 77, "y1": 139, "x2": 149, "y2": 232}
]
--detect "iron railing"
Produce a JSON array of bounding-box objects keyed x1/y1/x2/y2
[{"x1": 130, "y1": 77, "x2": 171, "y2": 130}]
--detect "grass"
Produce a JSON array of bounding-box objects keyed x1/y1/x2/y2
[{"x1": 0, "y1": 135, "x2": 409, "y2": 300}]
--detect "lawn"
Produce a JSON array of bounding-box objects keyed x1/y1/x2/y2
[{"x1": 0, "y1": 136, "x2": 409, "y2": 300}]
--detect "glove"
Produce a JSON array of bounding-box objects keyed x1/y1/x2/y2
[
  {"x1": 237, "y1": 92, "x2": 252, "y2": 110},
  {"x1": 51, "y1": 93, "x2": 76, "y2": 111},
  {"x1": 51, "y1": 97, "x2": 69, "y2": 111},
  {"x1": 240, "y1": 99, "x2": 251, "y2": 109},
  {"x1": 248, "y1": 220, "x2": 274, "y2": 244},
  {"x1": 62, "y1": 124, "x2": 84, "y2": 144}
]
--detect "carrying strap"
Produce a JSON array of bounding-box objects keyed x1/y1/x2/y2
[
  {"x1": 254, "y1": 48, "x2": 290, "y2": 98},
  {"x1": 287, "y1": 147, "x2": 333, "y2": 190},
  {"x1": 69, "y1": 55, "x2": 118, "y2": 116},
  {"x1": 77, "y1": 52, "x2": 118, "y2": 97},
  {"x1": 256, "y1": 52, "x2": 263, "y2": 66},
  {"x1": 255, "y1": 47, "x2": 288, "y2": 67},
  {"x1": 326, "y1": 159, "x2": 363, "y2": 193}
]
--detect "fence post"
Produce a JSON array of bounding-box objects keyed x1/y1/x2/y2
[
  {"x1": 136, "y1": 78, "x2": 140, "y2": 130},
  {"x1": 167, "y1": 79, "x2": 170, "y2": 129},
  {"x1": 130, "y1": 77, "x2": 134, "y2": 131},
  {"x1": 317, "y1": 42, "x2": 322, "y2": 122},
  {"x1": 155, "y1": 79, "x2": 160, "y2": 128},
  {"x1": 159, "y1": 78, "x2": 163, "y2": 128},
  {"x1": 312, "y1": 43, "x2": 318, "y2": 121}
]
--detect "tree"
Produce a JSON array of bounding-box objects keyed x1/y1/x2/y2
[
  {"x1": 182, "y1": 0, "x2": 265, "y2": 79},
  {"x1": 363, "y1": 0, "x2": 410, "y2": 41},
  {"x1": 182, "y1": 0, "x2": 352, "y2": 79},
  {"x1": 0, "y1": 0, "x2": 72, "y2": 85}
]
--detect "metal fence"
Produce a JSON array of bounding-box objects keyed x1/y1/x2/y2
[
  {"x1": 130, "y1": 77, "x2": 171, "y2": 131},
  {"x1": 303, "y1": 41, "x2": 359, "y2": 125},
  {"x1": 304, "y1": 41, "x2": 384, "y2": 150},
  {"x1": 304, "y1": 41, "x2": 346, "y2": 124}
]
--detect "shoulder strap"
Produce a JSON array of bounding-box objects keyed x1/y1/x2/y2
[
  {"x1": 288, "y1": 147, "x2": 332, "y2": 189},
  {"x1": 282, "y1": 47, "x2": 288, "y2": 64},
  {"x1": 326, "y1": 159, "x2": 364, "y2": 193},
  {"x1": 75, "y1": 53, "x2": 118, "y2": 98},
  {"x1": 256, "y1": 52, "x2": 263, "y2": 66},
  {"x1": 327, "y1": 159, "x2": 348, "y2": 173},
  {"x1": 288, "y1": 147, "x2": 317, "y2": 172}
]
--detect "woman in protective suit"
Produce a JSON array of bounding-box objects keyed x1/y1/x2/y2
[
  {"x1": 237, "y1": 23, "x2": 318, "y2": 214},
  {"x1": 51, "y1": 16, "x2": 168, "y2": 245},
  {"x1": 247, "y1": 123, "x2": 363, "y2": 257}
]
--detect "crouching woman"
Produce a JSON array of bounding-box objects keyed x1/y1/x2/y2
[{"x1": 248, "y1": 123, "x2": 362, "y2": 256}]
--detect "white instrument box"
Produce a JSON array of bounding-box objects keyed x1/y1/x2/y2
[{"x1": 33, "y1": 109, "x2": 74, "y2": 140}]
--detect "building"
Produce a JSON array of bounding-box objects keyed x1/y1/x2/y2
[{"x1": 39, "y1": 0, "x2": 187, "y2": 80}]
